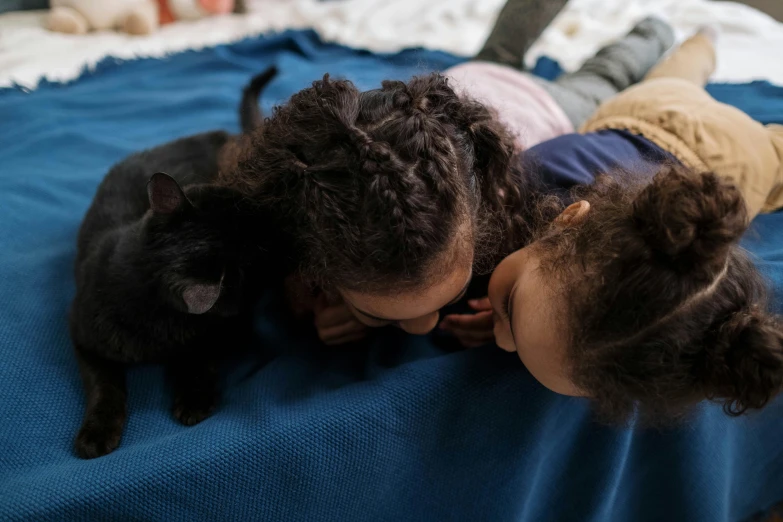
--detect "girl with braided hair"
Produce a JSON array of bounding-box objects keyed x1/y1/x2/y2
[
  {"x1": 224, "y1": 4, "x2": 676, "y2": 347},
  {"x1": 227, "y1": 73, "x2": 516, "y2": 344}
]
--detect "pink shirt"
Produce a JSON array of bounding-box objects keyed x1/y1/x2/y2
[{"x1": 445, "y1": 61, "x2": 574, "y2": 150}]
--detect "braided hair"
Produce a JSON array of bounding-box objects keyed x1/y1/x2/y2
[{"x1": 223, "y1": 73, "x2": 539, "y2": 292}]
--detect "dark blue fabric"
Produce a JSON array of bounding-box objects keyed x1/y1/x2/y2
[
  {"x1": 1, "y1": 30, "x2": 783, "y2": 522},
  {"x1": 706, "y1": 81, "x2": 783, "y2": 126},
  {"x1": 523, "y1": 129, "x2": 673, "y2": 193},
  {"x1": 0, "y1": 0, "x2": 47, "y2": 14},
  {"x1": 530, "y1": 55, "x2": 564, "y2": 80}
]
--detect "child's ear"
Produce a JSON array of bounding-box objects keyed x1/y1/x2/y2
[
  {"x1": 147, "y1": 172, "x2": 190, "y2": 214},
  {"x1": 555, "y1": 201, "x2": 590, "y2": 228}
]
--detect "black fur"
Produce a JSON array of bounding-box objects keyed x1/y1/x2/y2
[
  {"x1": 70, "y1": 67, "x2": 278, "y2": 459},
  {"x1": 240, "y1": 66, "x2": 276, "y2": 133}
]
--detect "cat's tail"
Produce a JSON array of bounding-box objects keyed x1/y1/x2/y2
[{"x1": 239, "y1": 66, "x2": 278, "y2": 134}]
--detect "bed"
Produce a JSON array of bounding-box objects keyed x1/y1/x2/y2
[{"x1": 1, "y1": 6, "x2": 783, "y2": 522}]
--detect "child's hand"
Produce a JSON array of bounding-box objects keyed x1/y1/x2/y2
[
  {"x1": 439, "y1": 297, "x2": 496, "y2": 348},
  {"x1": 313, "y1": 293, "x2": 369, "y2": 346}
]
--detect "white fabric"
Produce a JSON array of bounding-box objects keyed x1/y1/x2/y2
[
  {"x1": 524, "y1": 0, "x2": 783, "y2": 86},
  {"x1": 1, "y1": 0, "x2": 782, "y2": 90}
]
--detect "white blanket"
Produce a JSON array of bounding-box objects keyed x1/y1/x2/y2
[{"x1": 1, "y1": 0, "x2": 782, "y2": 90}]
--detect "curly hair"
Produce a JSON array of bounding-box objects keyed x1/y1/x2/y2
[
  {"x1": 222, "y1": 73, "x2": 542, "y2": 292},
  {"x1": 535, "y1": 165, "x2": 783, "y2": 422}
]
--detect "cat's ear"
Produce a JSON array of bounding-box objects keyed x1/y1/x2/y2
[
  {"x1": 182, "y1": 269, "x2": 225, "y2": 314},
  {"x1": 147, "y1": 172, "x2": 189, "y2": 214},
  {"x1": 182, "y1": 281, "x2": 222, "y2": 315}
]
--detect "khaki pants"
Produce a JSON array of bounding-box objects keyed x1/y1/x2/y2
[{"x1": 582, "y1": 33, "x2": 783, "y2": 218}]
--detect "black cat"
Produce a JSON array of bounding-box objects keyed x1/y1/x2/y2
[{"x1": 70, "y1": 67, "x2": 279, "y2": 459}]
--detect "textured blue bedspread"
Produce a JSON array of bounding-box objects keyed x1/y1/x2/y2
[{"x1": 1, "y1": 30, "x2": 782, "y2": 522}]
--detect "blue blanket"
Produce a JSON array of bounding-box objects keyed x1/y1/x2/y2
[{"x1": 1, "y1": 30, "x2": 782, "y2": 522}]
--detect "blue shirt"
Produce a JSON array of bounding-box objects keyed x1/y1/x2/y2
[
  {"x1": 440, "y1": 129, "x2": 674, "y2": 320},
  {"x1": 522, "y1": 129, "x2": 674, "y2": 195}
]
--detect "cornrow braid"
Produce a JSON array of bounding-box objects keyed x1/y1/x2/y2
[
  {"x1": 318, "y1": 78, "x2": 438, "y2": 269},
  {"x1": 222, "y1": 73, "x2": 537, "y2": 291}
]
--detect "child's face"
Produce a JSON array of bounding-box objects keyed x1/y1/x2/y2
[
  {"x1": 337, "y1": 221, "x2": 475, "y2": 335},
  {"x1": 339, "y1": 258, "x2": 474, "y2": 335},
  {"x1": 487, "y1": 201, "x2": 591, "y2": 396}
]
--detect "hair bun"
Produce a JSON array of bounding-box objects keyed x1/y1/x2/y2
[
  {"x1": 631, "y1": 166, "x2": 748, "y2": 270},
  {"x1": 703, "y1": 309, "x2": 783, "y2": 414}
]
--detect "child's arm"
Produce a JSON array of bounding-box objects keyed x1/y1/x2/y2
[
  {"x1": 313, "y1": 294, "x2": 368, "y2": 346},
  {"x1": 284, "y1": 275, "x2": 368, "y2": 346}
]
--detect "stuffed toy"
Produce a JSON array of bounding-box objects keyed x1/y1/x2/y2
[
  {"x1": 47, "y1": 0, "x2": 235, "y2": 35},
  {"x1": 158, "y1": 0, "x2": 235, "y2": 24}
]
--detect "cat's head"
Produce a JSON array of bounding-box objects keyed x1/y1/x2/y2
[{"x1": 143, "y1": 172, "x2": 256, "y2": 317}]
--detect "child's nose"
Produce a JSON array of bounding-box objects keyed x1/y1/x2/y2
[{"x1": 398, "y1": 311, "x2": 440, "y2": 335}]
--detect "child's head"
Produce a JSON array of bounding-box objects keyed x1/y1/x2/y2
[
  {"x1": 226, "y1": 74, "x2": 535, "y2": 333},
  {"x1": 488, "y1": 165, "x2": 783, "y2": 421}
]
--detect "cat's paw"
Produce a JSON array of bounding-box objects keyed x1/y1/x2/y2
[
  {"x1": 173, "y1": 394, "x2": 217, "y2": 426},
  {"x1": 75, "y1": 423, "x2": 122, "y2": 459}
]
